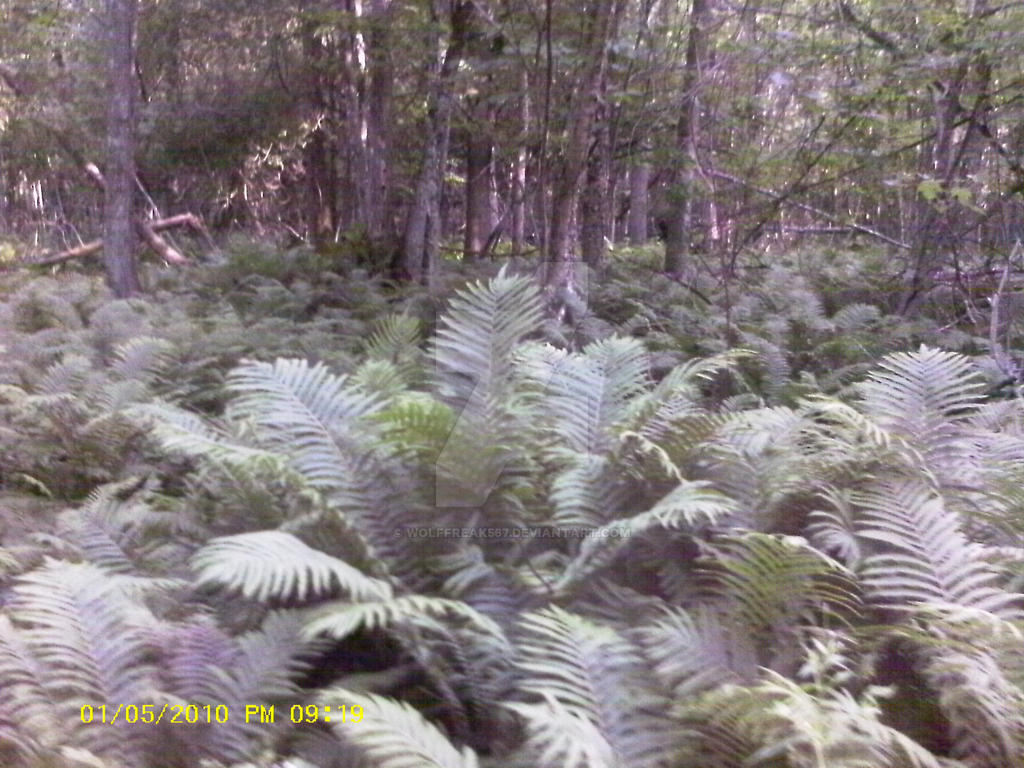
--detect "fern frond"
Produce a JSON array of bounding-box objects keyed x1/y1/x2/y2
[
  {"x1": 891, "y1": 605, "x2": 1024, "y2": 766},
  {"x1": 374, "y1": 393, "x2": 456, "y2": 462},
  {"x1": 636, "y1": 605, "x2": 760, "y2": 695},
  {"x1": 226, "y1": 358, "x2": 386, "y2": 489},
  {"x1": 700, "y1": 532, "x2": 861, "y2": 642},
  {"x1": 364, "y1": 313, "x2": 424, "y2": 386},
  {"x1": 159, "y1": 619, "x2": 240, "y2": 704},
  {"x1": 7, "y1": 560, "x2": 160, "y2": 764},
  {"x1": 737, "y1": 333, "x2": 790, "y2": 402},
  {"x1": 303, "y1": 595, "x2": 509, "y2": 651},
  {"x1": 617, "y1": 349, "x2": 744, "y2": 456},
  {"x1": 431, "y1": 270, "x2": 544, "y2": 404},
  {"x1": 513, "y1": 606, "x2": 677, "y2": 767},
  {"x1": 191, "y1": 531, "x2": 393, "y2": 603},
  {"x1": 857, "y1": 347, "x2": 983, "y2": 470},
  {"x1": 830, "y1": 302, "x2": 882, "y2": 331},
  {"x1": 435, "y1": 546, "x2": 529, "y2": 623},
  {"x1": 922, "y1": 645, "x2": 1024, "y2": 766},
  {"x1": 684, "y1": 671, "x2": 949, "y2": 768},
  {"x1": 57, "y1": 507, "x2": 135, "y2": 574},
  {"x1": 0, "y1": 615, "x2": 56, "y2": 762},
  {"x1": 131, "y1": 402, "x2": 279, "y2": 465},
  {"x1": 35, "y1": 354, "x2": 92, "y2": 396},
  {"x1": 854, "y1": 480, "x2": 1021, "y2": 616},
  {"x1": 556, "y1": 481, "x2": 736, "y2": 589},
  {"x1": 526, "y1": 336, "x2": 649, "y2": 454},
  {"x1": 505, "y1": 692, "x2": 617, "y2": 768},
  {"x1": 110, "y1": 336, "x2": 176, "y2": 383},
  {"x1": 350, "y1": 359, "x2": 411, "y2": 401},
  {"x1": 320, "y1": 689, "x2": 480, "y2": 768},
  {"x1": 548, "y1": 451, "x2": 621, "y2": 528},
  {"x1": 806, "y1": 486, "x2": 863, "y2": 565}
]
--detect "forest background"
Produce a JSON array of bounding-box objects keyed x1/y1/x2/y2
[
  {"x1": 2, "y1": 0, "x2": 1023, "y2": 304},
  {"x1": 3, "y1": 1, "x2": 1024, "y2": 768}
]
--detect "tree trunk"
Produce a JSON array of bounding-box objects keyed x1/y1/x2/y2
[
  {"x1": 581, "y1": 112, "x2": 611, "y2": 268},
  {"x1": 901, "y1": 63, "x2": 969, "y2": 313},
  {"x1": 511, "y1": 70, "x2": 530, "y2": 256},
  {"x1": 628, "y1": 157, "x2": 650, "y2": 244},
  {"x1": 303, "y1": 25, "x2": 337, "y2": 249},
  {"x1": 365, "y1": 0, "x2": 394, "y2": 242},
  {"x1": 102, "y1": 0, "x2": 141, "y2": 298},
  {"x1": 464, "y1": 127, "x2": 494, "y2": 260},
  {"x1": 545, "y1": 0, "x2": 623, "y2": 294},
  {"x1": 664, "y1": 0, "x2": 711, "y2": 276},
  {"x1": 305, "y1": 126, "x2": 336, "y2": 248},
  {"x1": 399, "y1": 0, "x2": 472, "y2": 285}
]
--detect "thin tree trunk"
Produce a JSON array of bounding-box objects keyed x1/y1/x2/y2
[
  {"x1": 581, "y1": 111, "x2": 611, "y2": 268},
  {"x1": 902, "y1": 64, "x2": 969, "y2": 312},
  {"x1": 102, "y1": 0, "x2": 141, "y2": 297},
  {"x1": 304, "y1": 25, "x2": 336, "y2": 249},
  {"x1": 364, "y1": 0, "x2": 393, "y2": 241},
  {"x1": 400, "y1": 1, "x2": 471, "y2": 285},
  {"x1": 464, "y1": 128, "x2": 494, "y2": 260},
  {"x1": 664, "y1": 0, "x2": 711, "y2": 276},
  {"x1": 511, "y1": 77, "x2": 529, "y2": 256},
  {"x1": 628, "y1": 157, "x2": 650, "y2": 244},
  {"x1": 305, "y1": 125, "x2": 336, "y2": 247},
  {"x1": 545, "y1": 0, "x2": 623, "y2": 294}
]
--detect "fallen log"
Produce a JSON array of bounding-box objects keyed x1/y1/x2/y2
[
  {"x1": 137, "y1": 220, "x2": 187, "y2": 265},
  {"x1": 11, "y1": 213, "x2": 217, "y2": 269}
]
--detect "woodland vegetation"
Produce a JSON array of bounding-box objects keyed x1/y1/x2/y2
[{"x1": 2, "y1": 0, "x2": 1024, "y2": 767}]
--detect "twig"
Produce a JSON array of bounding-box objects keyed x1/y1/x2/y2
[{"x1": 708, "y1": 168, "x2": 910, "y2": 250}]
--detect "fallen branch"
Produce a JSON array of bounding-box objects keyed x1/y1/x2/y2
[
  {"x1": 137, "y1": 220, "x2": 187, "y2": 265},
  {"x1": 11, "y1": 213, "x2": 216, "y2": 268},
  {"x1": 30, "y1": 240, "x2": 103, "y2": 265}
]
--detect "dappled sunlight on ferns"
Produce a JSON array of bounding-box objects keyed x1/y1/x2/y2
[{"x1": 1, "y1": 265, "x2": 1024, "y2": 766}]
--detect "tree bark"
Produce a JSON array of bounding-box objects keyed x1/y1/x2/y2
[
  {"x1": 664, "y1": 0, "x2": 711, "y2": 276},
  {"x1": 628, "y1": 158, "x2": 650, "y2": 244},
  {"x1": 102, "y1": 0, "x2": 141, "y2": 297},
  {"x1": 511, "y1": 70, "x2": 530, "y2": 256},
  {"x1": 364, "y1": 0, "x2": 394, "y2": 242},
  {"x1": 464, "y1": 122, "x2": 495, "y2": 260},
  {"x1": 399, "y1": 1, "x2": 473, "y2": 285},
  {"x1": 544, "y1": 0, "x2": 623, "y2": 294},
  {"x1": 581, "y1": 111, "x2": 611, "y2": 268},
  {"x1": 303, "y1": 26, "x2": 337, "y2": 249}
]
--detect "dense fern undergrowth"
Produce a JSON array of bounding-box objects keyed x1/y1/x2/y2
[{"x1": 1, "y1": 242, "x2": 1024, "y2": 768}]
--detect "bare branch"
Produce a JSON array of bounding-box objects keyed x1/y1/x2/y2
[{"x1": 708, "y1": 169, "x2": 910, "y2": 250}]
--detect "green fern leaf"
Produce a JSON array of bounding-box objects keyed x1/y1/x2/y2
[
  {"x1": 320, "y1": 689, "x2": 479, "y2": 768},
  {"x1": 192, "y1": 531, "x2": 392, "y2": 602},
  {"x1": 303, "y1": 595, "x2": 509, "y2": 650}
]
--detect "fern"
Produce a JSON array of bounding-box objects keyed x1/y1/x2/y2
[
  {"x1": 428, "y1": 270, "x2": 545, "y2": 510},
  {"x1": 856, "y1": 346, "x2": 984, "y2": 475},
  {"x1": 509, "y1": 605, "x2": 679, "y2": 768},
  {"x1": 698, "y1": 532, "x2": 861, "y2": 673},
  {"x1": 1, "y1": 561, "x2": 162, "y2": 766},
  {"x1": 364, "y1": 313, "x2": 424, "y2": 387},
  {"x1": 851, "y1": 480, "x2": 1021, "y2": 615},
  {"x1": 431, "y1": 269, "x2": 544, "y2": 405},
  {"x1": 555, "y1": 481, "x2": 736, "y2": 590},
  {"x1": 319, "y1": 688, "x2": 480, "y2": 768},
  {"x1": 684, "y1": 671, "x2": 950, "y2": 768},
  {"x1": 226, "y1": 358, "x2": 387, "y2": 489},
  {"x1": 303, "y1": 594, "x2": 510, "y2": 651},
  {"x1": 192, "y1": 531, "x2": 393, "y2": 602}
]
